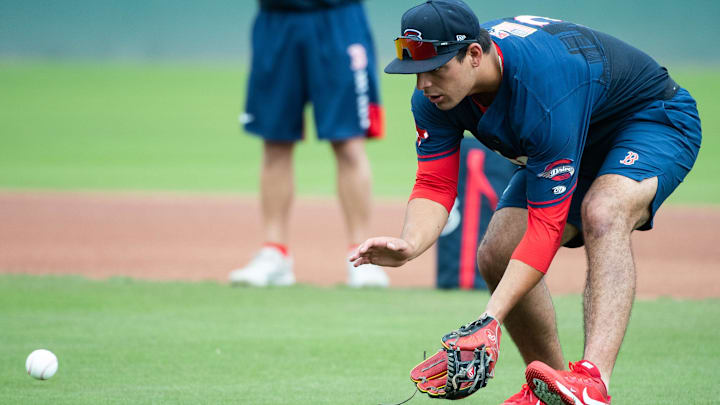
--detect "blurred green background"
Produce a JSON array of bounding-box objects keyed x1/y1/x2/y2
[{"x1": 1, "y1": 0, "x2": 718, "y2": 203}]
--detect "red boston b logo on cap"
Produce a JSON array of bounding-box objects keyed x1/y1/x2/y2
[{"x1": 403, "y1": 28, "x2": 423, "y2": 39}]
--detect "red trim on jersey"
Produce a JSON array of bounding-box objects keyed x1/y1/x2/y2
[
  {"x1": 417, "y1": 145, "x2": 460, "y2": 160},
  {"x1": 470, "y1": 96, "x2": 489, "y2": 113},
  {"x1": 510, "y1": 195, "x2": 572, "y2": 273},
  {"x1": 366, "y1": 103, "x2": 385, "y2": 139},
  {"x1": 409, "y1": 148, "x2": 460, "y2": 212}
]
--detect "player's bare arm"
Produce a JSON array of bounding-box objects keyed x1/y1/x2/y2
[
  {"x1": 483, "y1": 259, "x2": 544, "y2": 322},
  {"x1": 350, "y1": 197, "x2": 448, "y2": 267}
]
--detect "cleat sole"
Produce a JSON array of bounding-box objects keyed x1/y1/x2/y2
[{"x1": 531, "y1": 378, "x2": 566, "y2": 405}]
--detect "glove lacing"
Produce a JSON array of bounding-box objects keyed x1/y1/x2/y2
[{"x1": 444, "y1": 315, "x2": 493, "y2": 348}]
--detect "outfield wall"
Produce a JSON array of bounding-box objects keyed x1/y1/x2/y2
[{"x1": 1, "y1": 0, "x2": 719, "y2": 67}]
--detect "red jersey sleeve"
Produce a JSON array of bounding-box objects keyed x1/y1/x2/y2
[
  {"x1": 409, "y1": 146, "x2": 460, "y2": 212},
  {"x1": 510, "y1": 183, "x2": 576, "y2": 273}
]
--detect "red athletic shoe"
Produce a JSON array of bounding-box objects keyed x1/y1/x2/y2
[
  {"x1": 525, "y1": 360, "x2": 611, "y2": 405},
  {"x1": 502, "y1": 384, "x2": 542, "y2": 405}
]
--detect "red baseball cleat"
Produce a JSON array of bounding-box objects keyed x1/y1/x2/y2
[
  {"x1": 525, "y1": 360, "x2": 611, "y2": 405},
  {"x1": 502, "y1": 384, "x2": 542, "y2": 405}
]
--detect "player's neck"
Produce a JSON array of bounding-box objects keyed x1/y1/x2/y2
[{"x1": 468, "y1": 45, "x2": 502, "y2": 103}]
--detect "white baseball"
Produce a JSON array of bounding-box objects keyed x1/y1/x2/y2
[{"x1": 25, "y1": 349, "x2": 58, "y2": 380}]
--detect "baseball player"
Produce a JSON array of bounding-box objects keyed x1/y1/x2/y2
[
  {"x1": 350, "y1": 0, "x2": 702, "y2": 403},
  {"x1": 231, "y1": 0, "x2": 389, "y2": 288}
]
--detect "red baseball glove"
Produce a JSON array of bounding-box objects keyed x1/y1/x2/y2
[{"x1": 409, "y1": 315, "x2": 501, "y2": 400}]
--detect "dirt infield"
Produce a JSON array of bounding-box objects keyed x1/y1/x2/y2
[{"x1": 0, "y1": 190, "x2": 718, "y2": 298}]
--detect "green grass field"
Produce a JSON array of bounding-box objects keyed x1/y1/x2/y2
[
  {"x1": 1, "y1": 275, "x2": 718, "y2": 404},
  {"x1": 1, "y1": 63, "x2": 719, "y2": 403},
  {"x1": 0, "y1": 62, "x2": 718, "y2": 202}
]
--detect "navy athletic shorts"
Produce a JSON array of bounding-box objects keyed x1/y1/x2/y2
[
  {"x1": 242, "y1": 3, "x2": 383, "y2": 142},
  {"x1": 497, "y1": 88, "x2": 702, "y2": 247}
]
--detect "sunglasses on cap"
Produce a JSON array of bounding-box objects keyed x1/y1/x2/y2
[{"x1": 394, "y1": 36, "x2": 477, "y2": 61}]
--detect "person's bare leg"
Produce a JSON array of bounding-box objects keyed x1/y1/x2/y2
[
  {"x1": 581, "y1": 174, "x2": 657, "y2": 389},
  {"x1": 261, "y1": 141, "x2": 295, "y2": 245},
  {"x1": 477, "y1": 207, "x2": 577, "y2": 369},
  {"x1": 331, "y1": 137, "x2": 372, "y2": 245}
]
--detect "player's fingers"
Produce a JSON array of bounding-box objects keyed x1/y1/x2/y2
[
  {"x1": 359, "y1": 237, "x2": 389, "y2": 254},
  {"x1": 359, "y1": 238, "x2": 383, "y2": 253}
]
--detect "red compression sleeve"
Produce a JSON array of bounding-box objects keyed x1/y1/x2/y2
[
  {"x1": 510, "y1": 193, "x2": 573, "y2": 273},
  {"x1": 409, "y1": 148, "x2": 460, "y2": 212}
]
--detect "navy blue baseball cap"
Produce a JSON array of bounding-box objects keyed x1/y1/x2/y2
[{"x1": 385, "y1": 0, "x2": 480, "y2": 74}]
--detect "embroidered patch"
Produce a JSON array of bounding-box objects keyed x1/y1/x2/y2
[
  {"x1": 488, "y1": 22, "x2": 537, "y2": 39},
  {"x1": 538, "y1": 159, "x2": 575, "y2": 181}
]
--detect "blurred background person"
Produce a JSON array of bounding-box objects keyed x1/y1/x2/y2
[{"x1": 229, "y1": 0, "x2": 388, "y2": 287}]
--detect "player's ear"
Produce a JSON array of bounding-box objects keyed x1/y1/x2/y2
[{"x1": 468, "y1": 43, "x2": 483, "y2": 67}]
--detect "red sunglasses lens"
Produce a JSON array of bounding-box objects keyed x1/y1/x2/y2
[{"x1": 395, "y1": 38, "x2": 438, "y2": 60}]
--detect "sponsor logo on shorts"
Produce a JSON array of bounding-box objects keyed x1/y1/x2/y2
[
  {"x1": 348, "y1": 44, "x2": 368, "y2": 71},
  {"x1": 620, "y1": 151, "x2": 639, "y2": 166},
  {"x1": 347, "y1": 44, "x2": 370, "y2": 130},
  {"x1": 552, "y1": 185, "x2": 566, "y2": 195},
  {"x1": 538, "y1": 159, "x2": 575, "y2": 181}
]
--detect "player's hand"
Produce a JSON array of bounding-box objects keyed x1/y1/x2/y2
[{"x1": 349, "y1": 237, "x2": 414, "y2": 267}]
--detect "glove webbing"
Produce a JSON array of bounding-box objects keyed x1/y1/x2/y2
[{"x1": 444, "y1": 347, "x2": 491, "y2": 399}]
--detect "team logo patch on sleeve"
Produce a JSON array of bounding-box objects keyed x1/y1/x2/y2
[
  {"x1": 538, "y1": 159, "x2": 575, "y2": 181},
  {"x1": 416, "y1": 126, "x2": 429, "y2": 146}
]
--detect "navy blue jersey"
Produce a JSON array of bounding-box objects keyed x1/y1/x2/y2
[
  {"x1": 410, "y1": 16, "x2": 684, "y2": 272},
  {"x1": 414, "y1": 16, "x2": 674, "y2": 209},
  {"x1": 259, "y1": 0, "x2": 360, "y2": 11}
]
